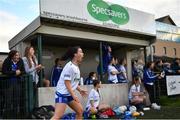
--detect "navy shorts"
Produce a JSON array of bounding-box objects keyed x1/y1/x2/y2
[{"x1": 55, "y1": 92, "x2": 74, "y2": 104}]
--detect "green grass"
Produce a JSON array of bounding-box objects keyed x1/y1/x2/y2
[
  {"x1": 138, "y1": 96, "x2": 180, "y2": 119},
  {"x1": 160, "y1": 95, "x2": 180, "y2": 107},
  {"x1": 138, "y1": 106, "x2": 180, "y2": 119}
]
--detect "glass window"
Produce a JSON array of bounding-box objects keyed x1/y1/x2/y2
[{"x1": 156, "y1": 21, "x2": 180, "y2": 43}]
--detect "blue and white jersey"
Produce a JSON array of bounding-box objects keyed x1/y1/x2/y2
[
  {"x1": 143, "y1": 68, "x2": 157, "y2": 85},
  {"x1": 51, "y1": 66, "x2": 63, "y2": 87},
  {"x1": 86, "y1": 89, "x2": 100, "y2": 111},
  {"x1": 56, "y1": 61, "x2": 80, "y2": 95}
]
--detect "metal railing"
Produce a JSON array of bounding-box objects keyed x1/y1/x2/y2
[{"x1": 0, "y1": 74, "x2": 34, "y2": 119}]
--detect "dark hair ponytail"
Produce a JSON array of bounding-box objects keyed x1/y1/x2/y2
[{"x1": 61, "y1": 46, "x2": 80, "y2": 61}]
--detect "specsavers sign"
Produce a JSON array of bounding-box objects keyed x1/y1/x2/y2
[
  {"x1": 40, "y1": 0, "x2": 155, "y2": 35},
  {"x1": 87, "y1": 0, "x2": 129, "y2": 25}
]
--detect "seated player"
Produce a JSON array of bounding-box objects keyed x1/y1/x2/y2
[
  {"x1": 86, "y1": 80, "x2": 109, "y2": 116},
  {"x1": 129, "y1": 76, "x2": 146, "y2": 110}
]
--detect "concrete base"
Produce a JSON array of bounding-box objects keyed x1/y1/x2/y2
[{"x1": 38, "y1": 84, "x2": 129, "y2": 112}]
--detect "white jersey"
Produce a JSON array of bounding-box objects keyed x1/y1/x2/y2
[
  {"x1": 108, "y1": 65, "x2": 118, "y2": 83},
  {"x1": 86, "y1": 89, "x2": 100, "y2": 110},
  {"x1": 118, "y1": 65, "x2": 127, "y2": 80},
  {"x1": 128, "y1": 84, "x2": 140, "y2": 100},
  {"x1": 56, "y1": 61, "x2": 80, "y2": 95}
]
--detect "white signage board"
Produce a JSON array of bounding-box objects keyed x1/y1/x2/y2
[
  {"x1": 40, "y1": 0, "x2": 156, "y2": 36},
  {"x1": 166, "y1": 76, "x2": 180, "y2": 96}
]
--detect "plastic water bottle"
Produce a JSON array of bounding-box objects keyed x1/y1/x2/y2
[
  {"x1": 80, "y1": 77, "x2": 84, "y2": 85},
  {"x1": 125, "y1": 111, "x2": 132, "y2": 119},
  {"x1": 91, "y1": 114, "x2": 96, "y2": 119},
  {"x1": 139, "y1": 111, "x2": 144, "y2": 116}
]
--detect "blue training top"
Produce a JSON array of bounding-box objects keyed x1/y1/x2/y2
[
  {"x1": 143, "y1": 68, "x2": 157, "y2": 85},
  {"x1": 51, "y1": 66, "x2": 63, "y2": 87}
]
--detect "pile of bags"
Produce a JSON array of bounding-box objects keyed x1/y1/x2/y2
[
  {"x1": 31, "y1": 105, "x2": 55, "y2": 119},
  {"x1": 30, "y1": 105, "x2": 149, "y2": 119},
  {"x1": 61, "y1": 105, "x2": 146, "y2": 119},
  {"x1": 113, "y1": 105, "x2": 145, "y2": 119}
]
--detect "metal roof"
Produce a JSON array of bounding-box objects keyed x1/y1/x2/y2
[{"x1": 9, "y1": 16, "x2": 156, "y2": 49}]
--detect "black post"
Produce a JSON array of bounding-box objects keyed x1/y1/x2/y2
[
  {"x1": 28, "y1": 75, "x2": 34, "y2": 113},
  {"x1": 144, "y1": 46, "x2": 147, "y2": 64},
  {"x1": 99, "y1": 42, "x2": 104, "y2": 83},
  {"x1": 37, "y1": 34, "x2": 43, "y2": 87}
]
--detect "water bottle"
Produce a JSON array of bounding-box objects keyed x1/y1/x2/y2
[
  {"x1": 80, "y1": 77, "x2": 84, "y2": 85},
  {"x1": 125, "y1": 111, "x2": 132, "y2": 120}
]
